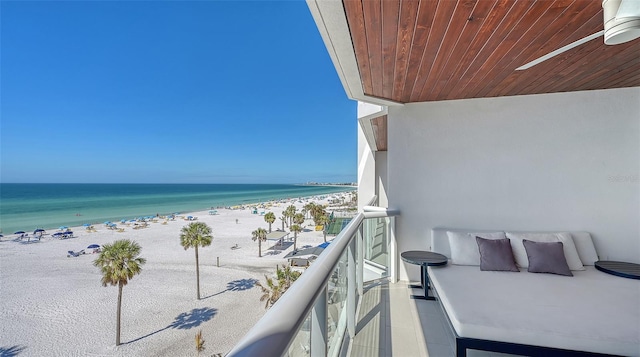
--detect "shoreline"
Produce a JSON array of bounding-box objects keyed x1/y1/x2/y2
[{"x1": 0, "y1": 184, "x2": 355, "y2": 235}]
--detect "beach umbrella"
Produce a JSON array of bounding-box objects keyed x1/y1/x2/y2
[
  {"x1": 120, "y1": 219, "x2": 126, "y2": 223},
  {"x1": 14, "y1": 231, "x2": 25, "y2": 235},
  {"x1": 87, "y1": 244, "x2": 100, "y2": 249},
  {"x1": 104, "y1": 221, "x2": 111, "y2": 225},
  {"x1": 33, "y1": 229, "x2": 45, "y2": 234},
  {"x1": 59, "y1": 226, "x2": 68, "y2": 230},
  {"x1": 83, "y1": 223, "x2": 91, "y2": 227}
]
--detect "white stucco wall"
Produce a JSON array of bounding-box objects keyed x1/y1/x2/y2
[
  {"x1": 375, "y1": 151, "x2": 388, "y2": 208},
  {"x1": 357, "y1": 115, "x2": 376, "y2": 209},
  {"x1": 386, "y1": 88, "x2": 640, "y2": 281},
  {"x1": 357, "y1": 102, "x2": 384, "y2": 209}
]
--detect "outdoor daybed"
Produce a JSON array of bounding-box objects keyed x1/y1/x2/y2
[{"x1": 428, "y1": 228, "x2": 640, "y2": 357}]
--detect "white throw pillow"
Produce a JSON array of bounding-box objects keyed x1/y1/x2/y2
[
  {"x1": 569, "y1": 232, "x2": 599, "y2": 265},
  {"x1": 505, "y1": 232, "x2": 585, "y2": 271},
  {"x1": 447, "y1": 231, "x2": 506, "y2": 266}
]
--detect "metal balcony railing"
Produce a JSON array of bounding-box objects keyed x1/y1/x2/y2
[{"x1": 227, "y1": 202, "x2": 398, "y2": 357}]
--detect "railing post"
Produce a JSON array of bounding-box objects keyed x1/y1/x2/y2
[
  {"x1": 364, "y1": 219, "x2": 372, "y2": 259},
  {"x1": 347, "y1": 238, "x2": 356, "y2": 338},
  {"x1": 357, "y1": 223, "x2": 363, "y2": 296},
  {"x1": 389, "y1": 216, "x2": 398, "y2": 283},
  {"x1": 311, "y1": 286, "x2": 327, "y2": 357}
]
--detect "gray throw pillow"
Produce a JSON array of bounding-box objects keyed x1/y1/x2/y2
[
  {"x1": 475, "y1": 237, "x2": 519, "y2": 272},
  {"x1": 522, "y1": 239, "x2": 573, "y2": 276}
]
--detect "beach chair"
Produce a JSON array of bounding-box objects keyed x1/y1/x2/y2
[{"x1": 67, "y1": 249, "x2": 85, "y2": 257}]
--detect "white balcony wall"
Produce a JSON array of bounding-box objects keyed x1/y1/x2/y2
[
  {"x1": 375, "y1": 151, "x2": 388, "y2": 208},
  {"x1": 385, "y1": 88, "x2": 640, "y2": 281},
  {"x1": 357, "y1": 122, "x2": 376, "y2": 210},
  {"x1": 357, "y1": 102, "x2": 382, "y2": 209}
]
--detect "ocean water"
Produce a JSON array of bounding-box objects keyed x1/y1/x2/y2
[{"x1": 0, "y1": 183, "x2": 355, "y2": 234}]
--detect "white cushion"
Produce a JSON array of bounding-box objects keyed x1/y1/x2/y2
[
  {"x1": 446, "y1": 231, "x2": 506, "y2": 265},
  {"x1": 428, "y1": 265, "x2": 640, "y2": 356},
  {"x1": 506, "y1": 232, "x2": 585, "y2": 271},
  {"x1": 569, "y1": 232, "x2": 599, "y2": 265}
]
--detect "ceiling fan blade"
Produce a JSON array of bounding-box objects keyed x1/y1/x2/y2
[{"x1": 516, "y1": 31, "x2": 604, "y2": 70}]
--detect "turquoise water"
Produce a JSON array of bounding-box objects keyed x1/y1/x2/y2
[{"x1": 0, "y1": 184, "x2": 355, "y2": 234}]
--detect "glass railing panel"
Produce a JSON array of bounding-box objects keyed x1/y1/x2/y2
[
  {"x1": 326, "y1": 249, "x2": 348, "y2": 357},
  {"x1": 227, "y1": 209, "x2": 398, "y2": 357},
  {"x1": 363, "y1": 216, "x2": 389, "y2": 282},
  {"x1": 287, "y1": 314, "x2": 311, "y2": 357}
]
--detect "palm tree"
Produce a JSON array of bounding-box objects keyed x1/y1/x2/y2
[
  {"x1": 180, "y1": 222, "x2": 213, "y2": 300},
  {"x1": 310, "y1": 204, "x2": 327, "y2": 224},
  {"x1": 293, "y1": 212, "x2": 305, "y2": 226},
  {"x1": 94, "y1": 239, "x2": 146, "y2": 346},
  {"x1": 256, "y1": 264, "x2": 301, "y2": 309},
  {"x1": 284, "y1": 205, "x2": 297, "y2": 227},
  {"x1": 264, "y1": 212, "x2": 276, "y2": 233},
  {"x1": 312, "y1": 206, "x2": 327, "y2": 226},
  {"x1": 195, "y1": 330, "x2": 205, "y2": 356},
  {"x1": 279, "y1": 215, "x2": 287, "y2": 230},
  {"x1": 303, "y1": 202, "x2": 316, "y2": 219},
  {"x1": 252, "y1": 227, "x2": 268, "y2": 257},
  {"x1": 257, "y1": 275, "x2": 282, "y2": 309},
  {"x1": 290, "y1": 224, "x2": 302, "y2": 250},
  {"x1": 276, "y1": 264, "x2": 301, "y2": 290},
  {"x1": 316, "y1": 214, "x2": 330, "y2": 242}
]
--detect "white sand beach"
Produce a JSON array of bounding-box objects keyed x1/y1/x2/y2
[{"x1": 0, "y1": 193, "x2": 354, "y2": 356}]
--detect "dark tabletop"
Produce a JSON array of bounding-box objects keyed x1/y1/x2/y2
[
  {"x1": 401, "y1": 251, "x2": 448, "y2": 266},
  {"x1": 595, "y1": 261, "x2": 640, "y2": 280}
]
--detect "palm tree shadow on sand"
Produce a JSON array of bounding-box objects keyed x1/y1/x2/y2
[
  {"x1": 201, "y1": 278, "x2": 258, "y2": 300},
  {"x1": 0, "y1": 345, "x2": 26, "y2": 357},
  {"x1": 125, "y1": 307, "x2": 217, "y2": 345}
]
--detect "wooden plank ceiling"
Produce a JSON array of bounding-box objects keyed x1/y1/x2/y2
[{"x1": 343, "y1": 0, "x2": 640, "y2": 103}]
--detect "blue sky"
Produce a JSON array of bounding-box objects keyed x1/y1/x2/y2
[{"x1": 1, "y1": 1, "x2": 356, "y2": 184}]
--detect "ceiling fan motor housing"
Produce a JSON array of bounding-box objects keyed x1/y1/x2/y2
[{"x1": 603, "y1": 0, "x2": 640, "y2": 45}]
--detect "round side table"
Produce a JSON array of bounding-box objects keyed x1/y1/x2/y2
[
  {"x1": 401, "y1": 251, "x2": 447, "y2": 300},
  {"x1": 595, "y1": 261, "x2": 640, "y2": 280}
]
